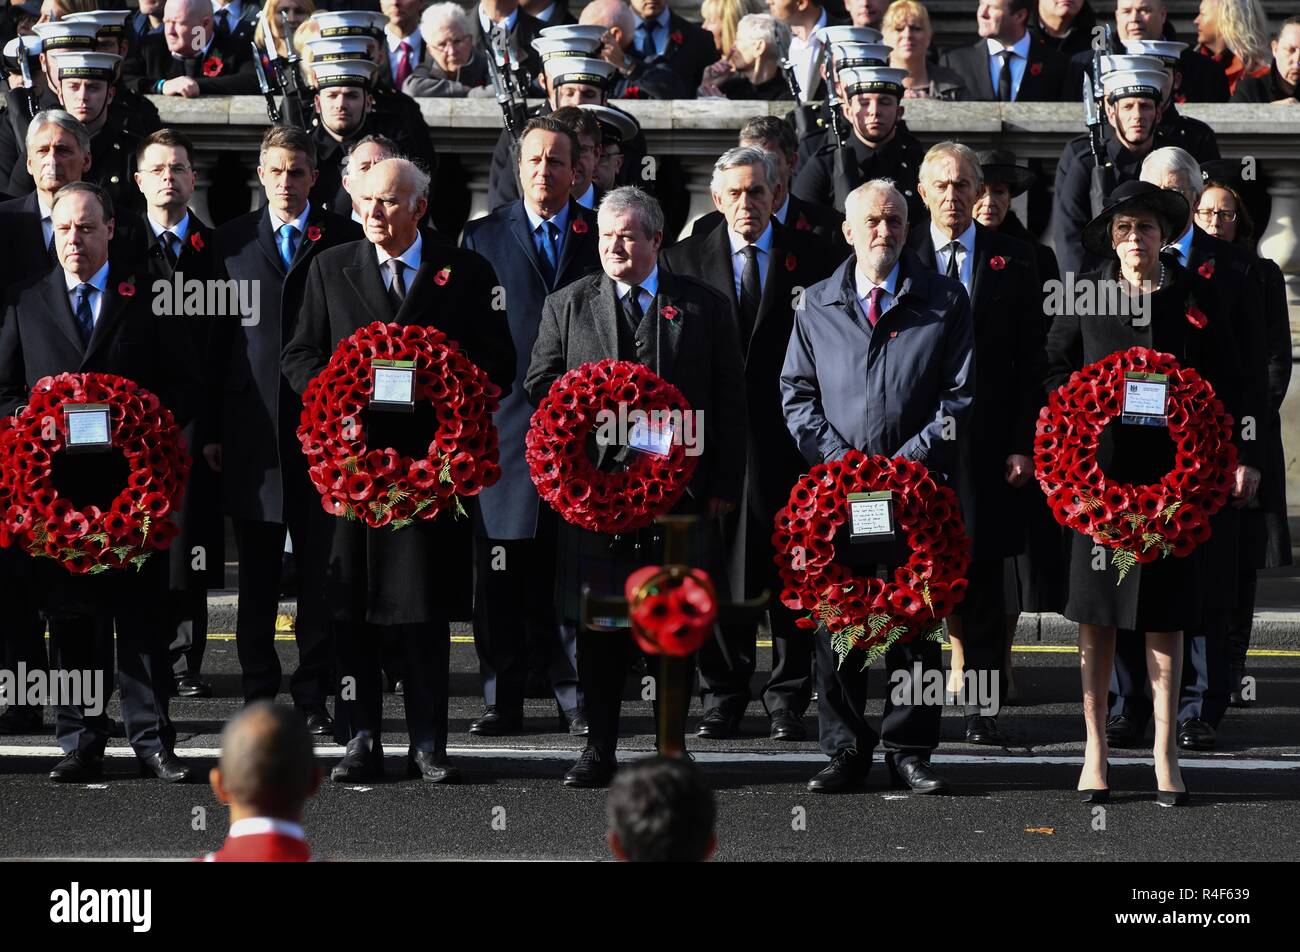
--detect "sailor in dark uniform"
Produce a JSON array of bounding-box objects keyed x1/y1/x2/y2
[
  {"x1": 62, "y1": 9, "x2": 163, "y2": 138},
  {"x1": 1119, "y1": 40, "x2": 1220, "y2": 163}
]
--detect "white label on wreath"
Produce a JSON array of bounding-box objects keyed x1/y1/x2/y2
[
  {"x1": 628, "y1": 419, "x2": 674, "y2": 457},
  {"x1": 372, "y1": 362, "x2": 415, "y2": 405},
  {"x1": 65, "y1": 405, "x2": 111, "y2": 448},
  {"x1": 1122, "y1": 372, "x2": 1168, "y2": 425},
  {"x1": 848, "y1": 491, "x2": 894, "y2": 538}
]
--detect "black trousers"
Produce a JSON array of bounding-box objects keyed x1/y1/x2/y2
[
  {"x1": 1, "y1": 581, "x2": 48, "y2": 700},
  {"x1": 49, "y1": 612, "x2": 175, "y2": 758},
  {"x1": 232, "y1": 517, "x2": 333, "y2": 709},
  {"x1": 950, "y1": 556, "x2": 1007, "y2": 719},
  {"x1": 335, "y1": 620, "x2": 450, "y2": 755},
  {"x1": 566, "y1": 623, "x2": 691, "y2": 756},
  {"x1": 815, "y1": 626, "x2": 941, "y2": 762},
  {"x1": 167, "y1": 585, "x2": 207, "y2": 682},
  {"x1": 1227, "y1": 561, "x2": 1258, "y2": 679},
  {"x1": 473, "y1": 525, "x2": 579, "y2": 714},
  {"x1": 707, "y1": 504, "x2": 812, "y2": 718}
]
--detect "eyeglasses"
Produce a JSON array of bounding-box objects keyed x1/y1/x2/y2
[
  {"x1": 141, "y1": 164, "x2": 192, "y2": 178},
  {"x1": 1110, "y1": 220, "x2": 1162, "y2": 239},
  {"x1": 1195, "y1": 208, "x2": 1237, "y2": 223}
]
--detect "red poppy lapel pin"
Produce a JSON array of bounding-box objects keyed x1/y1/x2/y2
[
  {"x1": 784, "y1": 253, "x2": 798, "y2": 272},
  {"x1": 795, "y1": 213, "x2": 811, "y2": 231},
  {"x1": 306, "y1": 225, "x2": 322, "y2": 242},
  {"x1": 1197, "y1": 259, "x2": 1215, "y2": 279},
  {"x1": 434, "y1": 267, "x2": 452, "y2": 286},
  {"x1": 670, "y1": 30, "x2": 684, "y2": 45},
  {"x1": 1186, "y1": 303, "x2": 1208, "y2": 329},
  {"x1": 989, "y1": 255, "x2": 1007, "y2": 271},
  {"x1": 117, "y1": 278, "x2": 136, "y2": 297},
  {"x1": 1028, "y1": 62, "x2": 1043, "y2": 77},
  {"x1": 572, "y1": 217, "x2": 588, "y2": 235},
  {"x1": 189, "y1": 232, "x2": 204, "y2": 252},
  {"x1": 661, "y1": 304, "x2": 679, "y2": 322},
  {"x1": 202, "y1": 55, "x2": 223, "y2": 77}
]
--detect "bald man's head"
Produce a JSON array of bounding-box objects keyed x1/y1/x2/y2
[
  {"x1": 581, "y1": 0, "x2": 637, "y2": 35},
  {"x1": 164, "y1": 0, "x2": 214, "y2": 57},
  {"x1": 211, "y1": 703, "x2": 319, "y2": 820}
]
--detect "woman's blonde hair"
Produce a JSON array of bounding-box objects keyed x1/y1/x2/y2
[
  {"x1": 1215, "y1": 0, "x2": 1271, "y2": 72},
  {"x1": 882, "y1": 0, "x2": 932, "y2": 37},
  {"x1": 700, "y1": 0, "x2": 767, "y2": 57},
  {"x1": 255, "y1": 0, "x2": 320, "y2": 53}
]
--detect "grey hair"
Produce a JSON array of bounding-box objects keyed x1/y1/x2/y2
[
  {"x1": 370, "y1": 156, "x2": 431, "y2": 212},
  {"x1": 344, "y1": 134, "x2": 401, "y2": 177},
  {"x1": 1140, "y1": 146, "x2": 1204, "y2": 205},
  {"x1": 597, "y1": 185, "x2": 664, "y2": 239},
  {"x1": 710, "y1": 145, "x2": 777, "y2": 195},
  {"x1": 51, "y1": 181, "x2": 114, "y2": 223},
  {"x1": 26, "y1": 109, "x2": 90, "y2": 157},
  {"x1": 420, "y1": 2, "x2": 473, "y2": 40},
  {"x1": 919, "y1": 141, "x2": 984, "y2": 193},
  {"x1": 845, "y1": 178, "x2": 909, "y2": 225},
  {"x1": 736, "y1": 13, "x2": 790, "y2": 58}
]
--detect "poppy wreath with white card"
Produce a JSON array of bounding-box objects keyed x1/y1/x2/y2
[
  {"x1": 297, "y1": 322, "x2": 502, "y2": 528},
  {"x1": 1034, "y1": 345, "x2": 1237, "y2": 582},
  {"x1": 526, "y1": 359, "x2": 698, "y2": 534},
  {"x1": 773, "y1": 452, "x2": 971, "y2": 668},
  {"x1": 0, "y1": 372, "x2": 188, "y2": 574}
]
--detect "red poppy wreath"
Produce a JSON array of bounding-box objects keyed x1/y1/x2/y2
[
  {"x1": 526, "y1": 359, "x2": 699, "y2": 534},
  {"x1": 1034, "y1": 345, "x2": 1237, "y2": 581},
  {"x1": 773, "y1": 451, "x2": 971, "y2": 667},
  {"x1": 0, "y1": 373, "x2": 188, "y2": 574},
  {"x1": 297, "y1": 322, "x2": 502, "y2": 528}
]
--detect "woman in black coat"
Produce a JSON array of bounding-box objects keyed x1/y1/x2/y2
[
  {"x1": 1044, "y1": 181, "x2": 1249, "y2": 806},
  {"x1": 1195, "y1": 175, "x2": 1293, "y2": 703}
]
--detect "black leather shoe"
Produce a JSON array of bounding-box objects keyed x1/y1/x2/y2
[
  {"x1": 1177, "y1": 717, "x2": 1216, "y2": 751},
  {"x1": 769, "y1": 709, "x2": 807, "y2": 741},
  {"x1": 560, "y1": 706, "x2": 588, "y2": 737},
  {"x1": 1078, "y1": 788, "x2": 1110, "y2": 803},
  {"x1": 1227, "y1": 689, "x2": 1253, "y2": 708},
  {"x1": 0, "y1": 706, "x2": 43, "y2": 734},
  {"x1": 807, "y1": 749, "x2": 868, "y2": 793},
  {"x1": 696, "y1": 707, "x2": 743, "y2": 739},
  {"x1": 139, "y1": 750, "x2": 197, "y2": 783},
  {"x1": 300, "y1": 706, "x2": 334, "y2": 736},
  {"x1": 888, "y1": 757, "x2": 951, "y2": 795},
  {"x1": 407, "y1": 750, "x2": 460, "y2": 783},
  {"x1": 174, "y1": 676, "x2": 212, "y2": 698},
  {"x1": 1105, "y1": 714, "x2": 1142, "y2": 748},
  {"x1": 1156, "y1": 789, "x2": 1190, "y2": 807},
  {"x1": 964, "y1": 715, "x2": 1002, "y2": 746},
  {"x1": 49, "y1": 750, "x2": 103, "y2": 783},
  {"x1": 562, "y1": 746, "x2": 616, "y2": 788},
  {"x1": 469, "y1": 706, "x2": 523, "y2": 736},
  {"x1": 331, "y1": 736, "x2": 383, "y2": 783}
]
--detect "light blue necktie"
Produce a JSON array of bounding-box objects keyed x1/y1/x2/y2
[{"x1": 278, "y1": 223, "x2": 299, "y2": 267}]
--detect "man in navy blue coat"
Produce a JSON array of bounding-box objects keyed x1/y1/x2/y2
[
  {"x1": 781, "y1": 178, "x2": 974, "y2": 796},
  {"x1": 460, "y1": 116, "x2": 600, "y2": 737}
]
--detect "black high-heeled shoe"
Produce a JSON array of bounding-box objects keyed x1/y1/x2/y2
[
  {"x1": 1156, "y1": 789, "x2": 1189, "y2": 807},
  {"x1": 1078, "y1": 788, "x2": 1109, "y2": 803}
]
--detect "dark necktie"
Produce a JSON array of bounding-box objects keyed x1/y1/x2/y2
[
  {"x1": 160, "y1": 232, "x2": 179, "y2": 269},
  {"x1": 997, "y1": 50, "x2": 1013, "y2": 101},
  {"x1": 183, "y1": 55, "x2": 201, "y2": 79},
  {"x1": 72, "y1": 283, "x2": 94, "y2": 346},
  {"x1": 386, "y1": 258, "x2": 407, "y2": 313},
  {"x1": 945, "y1": 240, "x2": 961, "y2": 281},
  {"x1": 215, "y1": 8, "x2": 230, "y2": 35},
  {"x1": 46, "y1": 225, "x2": 56, "y2": 262},
  {"x1": 638, "y1": 19, "x2": 659, "y2": 59},
  {"x1": 738, "y1": 245, "x2": 761, "y2": 341},
  {"x1": 624, "y1": 284, "x2": 644, "y2": 334},
  {"x1": 865, "y1": 286, "x2": 882, "y2": 326}
]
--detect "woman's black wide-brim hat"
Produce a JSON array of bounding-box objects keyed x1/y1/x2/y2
[{"x1": 1082, "y1": 180, "x2": 1189, "y2": 258}]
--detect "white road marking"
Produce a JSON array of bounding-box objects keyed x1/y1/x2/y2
[{"x1": 2, "y1": 745, "x2": 1298, "y2": 769}]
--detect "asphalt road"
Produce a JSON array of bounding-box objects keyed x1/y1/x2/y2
[{"x1": 2, "y1": 638, "x2": 1297, "y2": 861}]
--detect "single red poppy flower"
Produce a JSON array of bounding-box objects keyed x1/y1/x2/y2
[
  {"x1": 306, "y1": 225, "x2": 322, "y2": 241},
  {"x1": 117, "y1": 280, "x2": 136, "y2": 297},
  {"x1": 572, "y1": 218, "x2": 588, "y2": 234},
  {"x1": 661, "y1": 305, "x2": 679, "y2": 321},
  {"x1": 785, "y1": 254, "x2": 798, "y2": 271},
  {"x1": 434, "y1": 267, "x2": 451, "y2": 286},
  {"x1": 1186, "y1": 304, "x2": 1208, "y2": 329},
  {"x1": 1197, "y1": 260, "x2": 1214, "y2": 279},
  {"x1": 202, "y1": 56, "x2": 223, "y2": 77},
  {"x1": 989, "y1": 255, "x2": 1007, "y2": 271},
  {"x1": 1029, "y1": 62, "x2": 1043, "y2": 76},
  {"x1": 190, "y1": 232, "x2": 205, "y2": 252}
]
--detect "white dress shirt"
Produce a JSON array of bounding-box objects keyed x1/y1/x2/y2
[
  {"x1": 479, "y1": 5, "x2": 518, "y2": 37},
  {"x1": 788, "y1": 7, "x2": 829, "y2": 103},
  {"x1": 931, "y1": 219, "x2": 976, "y2": 293},
  {"x1": 65, "y1": 261, "x2": 110, "y2": 329},
  {"x1": 986, "y1": 31, "x2": 1032, "y2": 101},
  {"x1": 615, "y1": 265, "x2": 659, "y2": 318},
  {"x1": 149, "y1": 211, "x2": 191, "y2": 257},
  {"x1": 38, "y1": 194, "x2": 54, "y2": 250},
  {"x1": 854, "y1": 258, "x2": 900, "y2": 321},
  {"x1": 377, "y1": 231, "x2": 423, "y2": 290},
  {"x1": 634, "y1": 6, "x2": 672, "y2": 59},
  {"x1": 211, "y1": 0, "x2": 245, "y2": 27},
  {"x1": 388, "y1": 27, "x2": 424, "y2": 83},
  {"x1": 268, "y1": 202, "x2": 310, "y2": 239},
  {"x1": 1165, "y1": 225, "x2": 1194, "y2": 268},
  {"x1": 728, "y1": 221, "x2": 772, "y2": 302}
]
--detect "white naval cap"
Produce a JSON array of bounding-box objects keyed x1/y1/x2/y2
[
  {"x1": 538, "y1": 24, "x2": 608, "y2": 44},
  {"x1": 1121, "y1": 39, "x2": 1187, "y2": 67},
  {"x1": 830, "y1": 42, "x2": 893, "y2": 69},
  {"x1": 304, "y1": 36, "x2": 377, "y2": 63},
  {"x1": 310, "y1": 57, "x2": 380, "y2": 89},
  {"x1": 51, "y1": 50, "x2": 122, "y2": 82},
  {"x1": 33, "y1": 20, "x2": 102, "y2": 52},
  {"x1": 310, "y1": 10, "x2": 387, "y2": 39},
  {"x1": 543, "y1": 55, "x2": 616, "y2": 89},
  {"x1": 1101, "y1": 66, "x2": 1171, "y2": 102},
  {"x1": 63, "y1": 10, "x2": 132, "y2": 37},
  {"x1": 839, "y1": 65, "x2": 908, "y2": 97},
  {"x1": 815, "y1": 25, "x2": 884, "y2": 46},
  {"x1": 531, "y1": 35, "x2": 603, "y2": 61}
]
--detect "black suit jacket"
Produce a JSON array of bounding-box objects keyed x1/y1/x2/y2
[
  {"x1": 461, "y1": 199, "x2": 601, "y2": 540},
  {"x1": 123, "y1": 30, "x2": 258, "y2": 96},
  {"x1": 0, "y1": 192, "x2": 56, "y2": 297},
  {"x1": 1065, "y1": 47, "x2": 1230, "y2": 104},
  {"x1": 690, "y1": 195, "x2": 846, "y2": 256},
  {"x1": 940, "y1": 35, "x2": 1067, "y2": 101},
  {"x1": 655, "y1": 12, "x2": 719, "y2": 95},
  {"x1": 474, "y1": 9, "x2": 544, "y2": 88},
  {"x1": 208, "y1": 204, "x2": 362, "y2": 523},
  {"x1": 660, "y1": 221, "x2": 835, "y2": 523},
  {"x1": 524, "y1": 269, "x2": 746, "y2": 508},
  {"x1": 906, "y1": 222, "x2": 1046, "y2": 559},
  {"x1": 281, "y1": 232, "x2": 515, "y2": 625}
]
